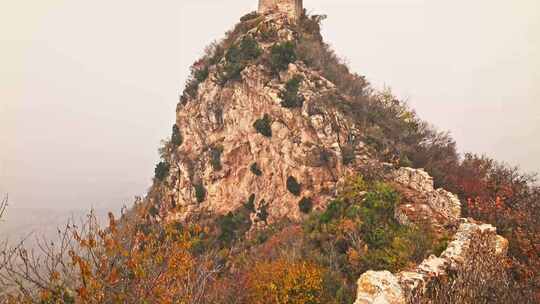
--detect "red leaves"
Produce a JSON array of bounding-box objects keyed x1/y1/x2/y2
[{"x1": 445, "y1": 154, "x2": 540, "y2": 299}]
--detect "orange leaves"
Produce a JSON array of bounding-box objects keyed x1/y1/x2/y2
[
  {"x1": 1, "y1": 197, "x2": 224, "y2": 303},
  {"x1": 107, "y1": 267, "x2": 119, "y2": 285},
  {"x1": 76, "y1": 286, "x2": 89, "y2": 301},
  {"x1": 108, "y1": 212, "x2": 117, "y2": 233},
  {"x1": 247, "y1": 259, "x2": 324, "y2": 304},
  {"x1": 346, "y1": 248, "x2": 362, "y2": 268},
  {"x1": 448, "y1": 154, "x2": 540, "y2": 300}
]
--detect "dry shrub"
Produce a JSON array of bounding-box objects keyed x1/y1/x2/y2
[
  {"x1": 0, "y1": 199, "x2": 221, "y2": 303},
  {"x1": 415, "y1": 233, "x2": 512, "y2": 304}
]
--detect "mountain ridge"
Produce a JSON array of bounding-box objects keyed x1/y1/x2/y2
[{"x1": 0, "y1": 6, "x2": 537, "y2": 304}]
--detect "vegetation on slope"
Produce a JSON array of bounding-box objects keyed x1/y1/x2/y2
[
  {"x1": 295, "y1": 13, "x2": 539, "y2": 301},
  {"x1": 0, "y1": 175, "x2": 445, "y2": 303},
  {"x1": 163, "y1": 9, "x2": 540, "y2": 301}
]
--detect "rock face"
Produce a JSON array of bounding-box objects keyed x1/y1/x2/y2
[
  {"x1": 169, "y1": 63, "x2": 358, "y2": 223},
  {"x1": 355, "y1": 271, "x2": 406, "y2": 304},
  {"x1": 258, "y1": 0, "x2": 303, "y2": 20},
  {"x1": 354, "y1": 219, "x2": 508, "y2": 304},
  {"x1": 158, "y1": 14, "x2": 366, "y2": 224},
  {"x1": 389, "y1": 167, "x2": 461, "y2": 230}
]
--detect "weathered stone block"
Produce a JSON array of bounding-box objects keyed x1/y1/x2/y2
[{"x1": 258, "y1": 0, "x2": 303, "y2": 20}]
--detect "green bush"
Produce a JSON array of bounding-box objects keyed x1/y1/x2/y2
[
  {"x1": 180, "y1": 62, "x2": 212, "y2": 103},
  {"x1": 318, "y1": 200, "x2": 343, "y2": 224},
  {"x1": 245, "y1": 194, "x2": 256, "y2": 212},
  {"x1": 194, "y1": 66, "x2": 209, "y2": 82},
  {"x1": 319, "y1": 148, "x2": 333, "y2": 165},
  {"x1": 194, "y1": 183, "x2": 206, "y2": 203},
  {"x1": 270, "y1": 41, "x2": 297, "y2": 72},
  {"x1": 279, "y1": 75, "x2": 304, "y2": 108},
  {"x1": 398, "y1": 155, "x2": 413, "y2": 168},
  {"x1": 304, "y1": 177, "x2": 444, "y2": 275},
  {"x1": 287, "y1": 176, "x2": 301, "y2": 196},
  {"x1": 253, "y1": 114, "x2": 272, "y2": 137},
  {"x1": 218, "y1": 37, "x2": 262, "y2": 84},
  {"x1": 210, "y1": 146, "x2": 223, "y2": 171},
  {"x1": 250, "y1": 163, "x2": 263, "y2": 176},
  {"x1": 299, "y1": 197, "x2": 313, "y2": 214},
  {"x1": 181, "y1": 78, "x2": 200, "y2": 102},
  {"x1": 171, "y1": 124, "x2": 183, "y2": 147},
  {"x1": 149, "y1": 205, "x2": 159, "y2": 217},
  {"x1": 218, "y1": 61, "x2": 244, "y2": 84},
  {"x1": 154, "y1": 161, "x2": 170, "y2": 181},
  {"x1": 238, "y1": 37, "x2": 263, "y2": 61},
  {"x1": 217, "y1": 209, "x2": 252, "y2": 247}
]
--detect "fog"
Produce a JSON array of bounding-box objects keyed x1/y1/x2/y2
[{"x1": 0, "y1": 0, "x2": 538, "y2": 216}]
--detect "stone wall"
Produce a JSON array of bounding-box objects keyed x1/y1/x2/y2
[
  {"x1": 258, "y1": 0, "x2": 303, "y2": 20},
  {"x1": 353, "y1": 167, "x2": 507, "y2": 303},
  {"x1": 354, "y1": 219, "x2": 508, "y2": 304},
  {"x1": 388, "y1": 167, "x2": 462, "y2": 232}
]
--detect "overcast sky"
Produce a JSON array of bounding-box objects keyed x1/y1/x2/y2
[{"x1": 0, "y1": 0, "x2": 538, "y2": 211}]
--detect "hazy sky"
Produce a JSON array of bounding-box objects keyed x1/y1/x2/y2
[{"x1": 0, "y1": 0, "x2": 538, "y2": 211}]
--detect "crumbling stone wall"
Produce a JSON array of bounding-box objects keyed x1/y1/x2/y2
[
  {"x1": 354, "y1": 167, "x2": 508, "y2": 303},
  {"x1": 389, "y1": 167, "x2": 461, "y2": 230},
  {"x1": 354, "y1": 219, "x2": 508, "y2": 304},
  {"x1": 258, "y1": 0, "x2": 303, "y2": 20}
]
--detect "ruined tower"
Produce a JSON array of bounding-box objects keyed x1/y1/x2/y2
[{"x1": 258, "y1": 0, "x2": 303, "y2": 20}]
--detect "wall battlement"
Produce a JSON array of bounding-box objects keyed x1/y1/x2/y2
[{"x1": 258, "y1": 0, "x2": 303, "y2": 20}]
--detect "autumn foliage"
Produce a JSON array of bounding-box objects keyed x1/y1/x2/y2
[
  {"x1": 439, "y1": 154, "x2": 540, "y2": 301},
  {"x1": 246, "y1": 259, "x2": 324, "y2": 304},
  {"x1": 0, "y1": 200, "x2": 220, "y2": 303}
]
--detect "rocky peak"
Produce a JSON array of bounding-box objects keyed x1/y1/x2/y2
[
  {"x1": 155, "y1": 13, "x2": 366, "y2": 224},
  {"x1": 151, "y1": 11, "x2": 470, "y2": 233},
  {"x1": 140, "y1": 8, "x2": 512, "y2": 303}
]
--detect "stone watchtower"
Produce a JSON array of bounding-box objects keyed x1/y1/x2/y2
[{"x1": 258, "y1": 0, "x2": 303, "y2": 20}]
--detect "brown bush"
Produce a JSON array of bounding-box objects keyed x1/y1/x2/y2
[{"x1": 0, "y1": 200, "x2": 221, "y2": 303}]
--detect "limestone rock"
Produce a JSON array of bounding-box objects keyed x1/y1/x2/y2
[
  {"x1": 390, "y1": 167, "x2": 461, "y2": 229},
  {"x1": 258, "y1": 0, "x2": 303, "y2": 21},
  {"x1": 354, "y1": 271, "x2": 405, "y2": 304},
  {"x1": 159, "y1": 44, "x2": 366, "y2": 224},
  {"x1": 392, "y1": 167, "x2": 434, "y2": 193},
  {"x1": 355, "y1": 219, "x2": 509, "y2": 303}
]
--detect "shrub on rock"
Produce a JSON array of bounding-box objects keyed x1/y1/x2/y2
[
  {"x1": 270, "y1": 41, "x2": 297, "y2": 72},
  {"x1": 210, "y1": 146, "x2": 224, "y2": 171},
  {"x1": 194, "y1": 183, "x2": 206, "y2": 203},
  {"x1": 253, "y1": 114, "x2": 272, "y2": 137},
  {"x1": 171, "y1": 124, "x2": 183, "y2": 147},
  {"x1": 280, "y1": 75, "x2": 304, "y2": 108},
  {"x1": 250, "y1": 163, "x2": 263, "y2": 176},
  {"x1": 299, "y1": 197, "x2": 313, "y2": 214},
  {"x1": 287, "y1": 176, "x2": 301, "y2": 196},
  {"x1": 154, "y1": 161, "x2": 170, "y2": 181}
]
